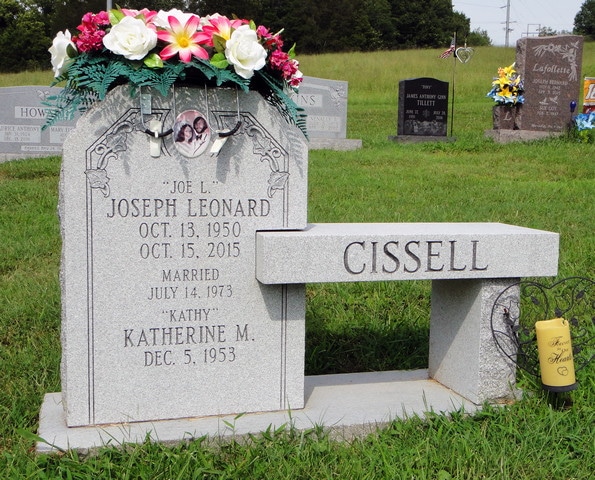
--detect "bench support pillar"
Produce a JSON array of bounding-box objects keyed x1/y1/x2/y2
[{"x1": 429, "y1": 278, "x2": 520, "y2": 404}]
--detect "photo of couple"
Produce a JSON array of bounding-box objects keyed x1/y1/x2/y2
[{"x1": 173, "y1": 110, "x2": 211, "y2": 158}]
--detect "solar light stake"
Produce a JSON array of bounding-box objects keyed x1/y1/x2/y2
[{"x1": 535, "y1": 318, "x2": 577, "y2": 393}]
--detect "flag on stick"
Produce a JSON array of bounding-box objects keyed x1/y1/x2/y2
[{"x1": 439, "y1": 37, "x2": 455, "y2": 58}]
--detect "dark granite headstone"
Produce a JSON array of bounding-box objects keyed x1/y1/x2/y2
[
  {"x1": 515, "y1": 36, "x2": 583, "y2": 132},
  {"x1": 397, "y1": 78, "x2": 449, "y2": 138}
]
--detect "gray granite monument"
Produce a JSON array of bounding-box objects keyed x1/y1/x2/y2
[
  {"x1": 57, "y1": 85, "x2": 308, "y2": 426},
  {"x1": 0, "y1": 86, "x2": 79, "y2": 162},
  {"x1": 486, "y1": 35, "x2": 584, "y2": 143},
  {"x1": 291, "y1": 76, "x2": 361, "y2": 150},
  {"x1": 515, "y1": 35, "x2": 583, "y2": 132}
]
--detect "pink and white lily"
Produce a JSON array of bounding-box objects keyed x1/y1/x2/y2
[{"x1": 157, "y1": 15, "x2": 209, "y2": 63}]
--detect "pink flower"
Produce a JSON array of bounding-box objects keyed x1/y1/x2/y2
[
  {"x1": 288, "y1": 68, "x2": 303, "y2": 88},
  {"x1": 200, "y1": 15, "x2": 246, "y2": 48},
  {"x1": 157, "y1": 15, "x2": 209, "y2": 63},
  {"x1": 268, "y1": 49, "x2": 301, "y2": 83},
  {"x1": 256, "y1": 25, "x2": 283, "y2": 50},
  {"x1": 269, "y1": 49, "x2": 289, "y2": 69},
  {"x1": 74, "y1": 11, "x2": 110, "y2": 52},
  {"x1": 121, "y1": 8, "x2": 158, "y2": 24}
]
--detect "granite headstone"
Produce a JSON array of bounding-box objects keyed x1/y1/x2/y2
[
  {"x1": 515, "y1": 35, "x2": 583, "y2": 132},
  {"x1": 291, "y1": 75, "x2": 361, "y2": 150},
  {"x1": 291, "y1": 76, "x2": 347, "y2": 139},
  {"x1": 393, "y1": 77, "x2": 450, "y2": 142},
  {"x1": 59, "y1": 85, "x2": 308, "y2": 426},
  {"x1": 0, "y1": 86, "x2": 79, "y2": 162}
]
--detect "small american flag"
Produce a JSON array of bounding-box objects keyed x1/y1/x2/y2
[{"x1": 439, "y1": 37, "x2": 455, "y2": 58}]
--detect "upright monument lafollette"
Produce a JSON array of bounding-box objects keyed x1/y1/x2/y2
[
  {"x1": 515, "y1": 35, "x2": 583, "y2": 132},
  {"x1": 487, "y1": 35, "x2": 584, "y2": 143},
  {"x1": 391, "y1": 77, "x2": 452, "y2": 143}
]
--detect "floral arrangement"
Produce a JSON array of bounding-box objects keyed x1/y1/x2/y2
[
  {"x1": 572, "y1": 112, "x2": 595, "y2": 143},
  {"x1": 486, "y1": 63, "x2": 524, "y2": 106},
  {"x1": 45, "y1": 7, "x2": 306, "y2": 135}
]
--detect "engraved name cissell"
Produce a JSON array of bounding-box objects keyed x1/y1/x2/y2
[
  {"x1": 343, "y1": 240, "x2": 488, "y2": 274},
  {"x1": 106, "y1": 197, "x2": 271, "y2": 218}
]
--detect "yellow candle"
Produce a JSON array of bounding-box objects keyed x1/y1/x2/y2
[{"x1": 535, "y1": 318, "x2": 577, "y2": 392}]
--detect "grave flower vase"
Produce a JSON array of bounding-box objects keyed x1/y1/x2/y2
[{"x1": 492, "y1": 104, "x2": 520, "y2": 130}]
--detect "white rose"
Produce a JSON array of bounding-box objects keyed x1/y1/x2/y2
[
  {"x1": 154, "y1": 9, "x2": 198, "y2": 29},
  {"x1": 103, "y1": 16, "x2": 157, "y2": 61},
  {"x1": 225, "y1": 25, "x2": 267, "y2": 79},
  {"x1": 49, "y1": 30, "x2": 76, "y2": 78}
]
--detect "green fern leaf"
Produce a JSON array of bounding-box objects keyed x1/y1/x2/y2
[
  {"x1": 128, "y1": 62, "x2": 186, "y2": 96},
  {"x1": 255, "y1": 71, "x2": 308, "y2": 138},
  {"x1": 185, "y1": 59, "x2": 250, "y2": 92}
]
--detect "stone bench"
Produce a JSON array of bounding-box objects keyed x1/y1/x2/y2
[{"x1": 256, "y1": 222, "x2": 559, "y2": 403}]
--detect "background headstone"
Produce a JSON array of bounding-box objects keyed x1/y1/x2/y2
[
  {"x1": 59, "y1": 85, "x2": 308, "y2": 426},
  {"x1": 392, "y1": 77, "x2": 451, "y2": 142},
  {"x1": 515, "y1": 35, "x2": 583, "y2": 132},
  {"x1": 0, "y1": 86, "x2": 79, "y2": 162},
  {"x1": 291, "y1": 76, "x2": 361, "y2": 150}
]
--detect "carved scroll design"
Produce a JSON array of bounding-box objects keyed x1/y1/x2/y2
[
  {"x1": 532, "y1": 40, "x2": 581, "y2": 82},
  {"x1": 212, "y1": 111, "x2": 290, "y2": 200},
  {"x1": 85, "y1": 109, "x2": 170, "y2": 197}
]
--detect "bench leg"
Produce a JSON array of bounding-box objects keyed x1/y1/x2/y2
[{"x1": 429, "y1": 278, "x2": 520, "y2": 404}]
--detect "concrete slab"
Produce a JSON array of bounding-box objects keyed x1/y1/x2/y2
[
  {"x1": 389, "y1": 135, "x2": 456, "y2": 143},
  {"x1": 37, "y1": 369, "x2": 479, "y2": 454},
  {"x1": 484, "y1": 129, "x2": 562, "y2": 143}
]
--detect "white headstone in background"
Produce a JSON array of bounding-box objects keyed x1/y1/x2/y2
[
  {"x1": 59, "y1": 85, "x2": 308, "y2": 426},
  {"x1": 0, "y1": 86, "x2": 79, "y2": 162},
  {"x1": 292, "y1": 76, "x2": 362, "y2": 150}
]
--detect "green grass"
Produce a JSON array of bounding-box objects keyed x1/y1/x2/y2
[{"x1": 1, "y1": 44, "x2": 594, "y2": 478}]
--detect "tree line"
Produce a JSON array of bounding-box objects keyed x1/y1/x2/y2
[
  {"x1": 1, "y1": 0, "x2": 475, "y2": 72},
  {"x1": 3, "y1": 0, "x2": 593, "y2": 73}
]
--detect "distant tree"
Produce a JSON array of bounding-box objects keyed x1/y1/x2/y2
[
  {"x1": 0, "y1": 0, "x2": 473, "y2": 72},
  {"x1": 466, "y1": 28, "x2": 492, "y2": 46},
  {"x1": 196, "y1": 0, "x2": 264, "y2": 18},
  {"x1": 0, "y1": 0, "x2": 52, "y2": 71},
  {"x1": 574, "y1": 0, "x2": 595, "y2": 39},
  {"x1": 451, "y1": 10, "x2": 471, "y2": 41},
  {"x1": 389, "y1": 0, "x2": 470, "y2": 49},
  {"x1": 365, "y1": 0, "x2": 396, "y2": 50},
  {"x1": 538, "y1": 26, "x2": 558, "y2": 37},
  {"x1": 44, "y1": 0, "x2": 106, "y2": 34}
]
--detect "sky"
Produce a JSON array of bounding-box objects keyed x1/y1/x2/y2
[{"x1": 452, "y1": 0, "x2": 585, "y2": 46}]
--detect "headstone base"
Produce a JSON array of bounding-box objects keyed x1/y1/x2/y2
[
  {"x1": 309, "y1": 138, "x2": 362, "y2": 150},
  {"x1": 37, "y1": 369, "x2": 483, "y2": 454},
  {"x1": 1, "y1": 153, "x2": 54, "y2": 163},
  {"x1": 389, "y1": 135, "x2": 456, "y2": 143},
  {"x1": 484, "y1": 129, "x2": 563, "y2": 144}
]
